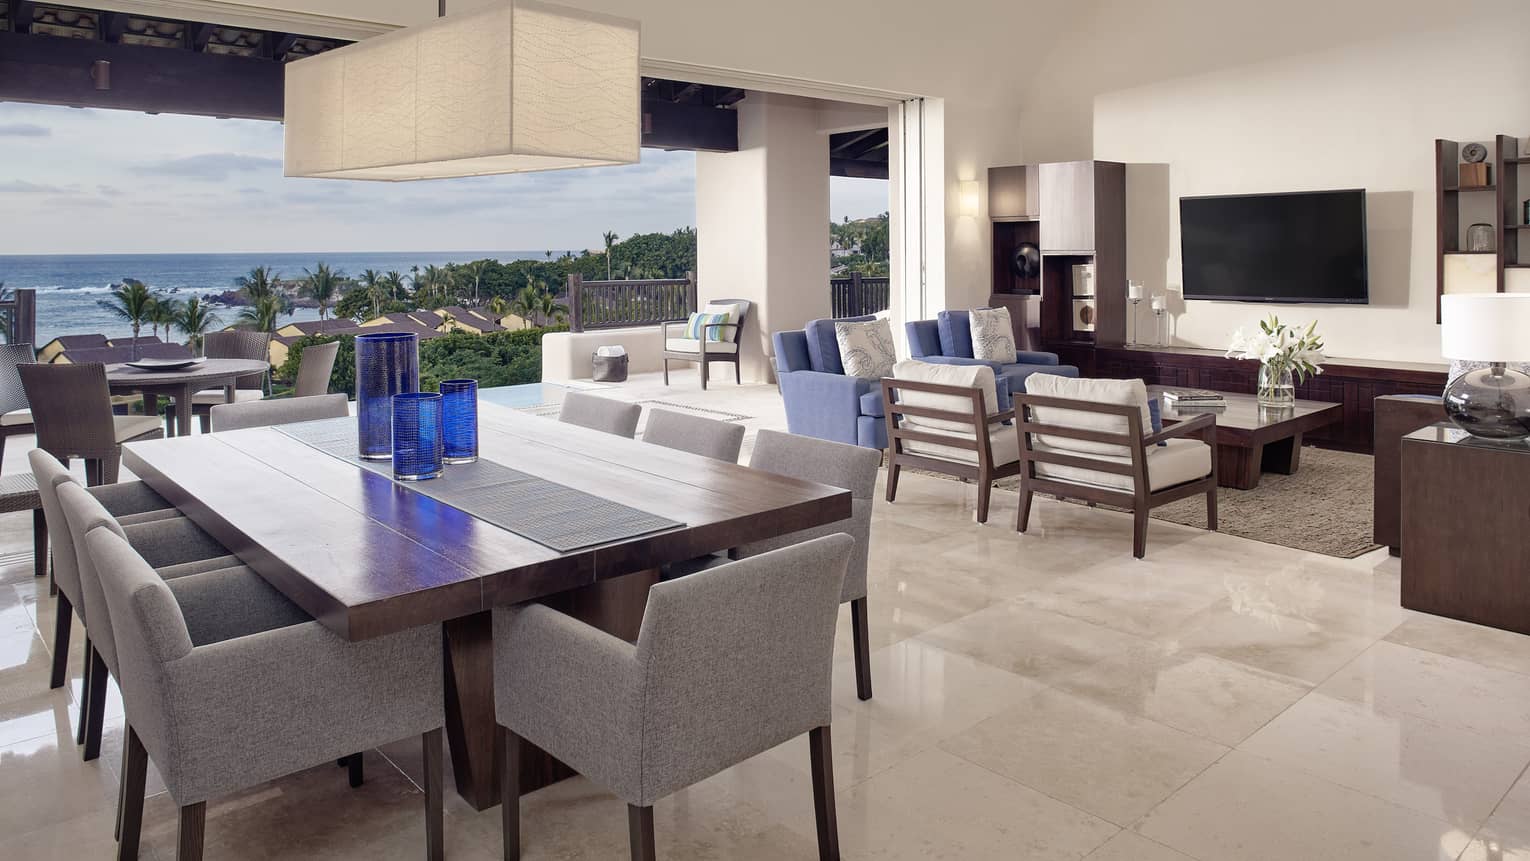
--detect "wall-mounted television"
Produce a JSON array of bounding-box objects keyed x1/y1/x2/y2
[{"x1": 1180, "y1": 189, "x2": 1368, "y2": 304}]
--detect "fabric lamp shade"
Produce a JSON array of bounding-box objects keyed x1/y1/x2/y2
[
  {"x1": 283, "y1": 0, "x2": 640, "y2": 181},
  {"x1": 1440, "y1": 294, "x2": 1530, "y2": 362}
]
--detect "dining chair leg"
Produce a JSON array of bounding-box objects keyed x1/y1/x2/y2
[
  {"x1": 85, "y1": 457, "x2": 105, "y2": 487},
  {"x1": 975, "y1": 475, "x2": 993, "y2": 524},
  {"x1": 49, "y1": 592, "x2": 72, "y2": 689},
  {"x1": 734, "y1": 359, "x2": 741, "y2": 385},
  {"x1": 33, "y1": 508, "x2": 46, "y2": 578},
  {"x1": 118, "y1": 727, "x2": 148, "y2": 861},
  {"x1": 83, "y1": 646, "x2": 109, "y2": 761},
  {"x1": 885, "y1": 462, "x2": 901, "y2": 503},
  {"x1": 1016, "y1": 486, "x2": 1034, "y2": 533},
  {"x1": 1206, "y1": 486, "x2": 1218, "y2": 532},
  {"x1": 700, "y1": 357, "x2": 709, "y2": 391},
  {"x1": 116, "y1": 732, "x2": 129, "y2": 840},
  {"x1": 178, "y1": 801, "x2": 206, "y2": 861},
  {"x1": 850, "y1": 597, "x2": 872, "y2": 701},
  {"x1": 808, "y1": 726, "x2": 840, "y2": 861},
  {"x1": 502, "y1": 726, "x2": 521, "y2": 861},
  {"x1": 662, "y1": 358, "x2": 670, "y2": 386},
  {"x1": 627, "y1": 804, "x2": 656, "y2": 861},
  {"x1": 346, "y1": 752, "x2": 364, "y2": 787},
  {"x1": 424, "y1": 728, "x2": 444, "y2": 861},
  {"x1": 76, "y1": 635, "x2": 93, "y2": 745},
  {"x1": 1132, "y1": 507, "x2": 1149, "y2": 559},
  {"x1": 102, "y1": 453, "x2": 121, "y2": 485},
  {"x1": 197, "y1": 412, "x2": 211, "y2": 435}
]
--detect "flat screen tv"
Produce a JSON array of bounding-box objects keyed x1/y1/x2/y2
[{"x1": 1180, "y1": 189, "x2": 1368, "y2": 304}]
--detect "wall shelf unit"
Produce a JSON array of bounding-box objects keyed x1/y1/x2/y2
[{"x1": 1434, "y1": 135, "x2": 1527, "y2": 321}]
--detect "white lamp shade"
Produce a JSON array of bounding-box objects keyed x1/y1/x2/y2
[
  {"x1": 1440, "y1": 294, "x2": 1530, "y2": 361},
  {"x1": 283, "y1": 1, "x2": 640, "y2": 181}
]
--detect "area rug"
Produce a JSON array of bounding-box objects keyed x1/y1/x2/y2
[{"x1": 915, "y1": 447, "x2": 1382, "y2": 559}]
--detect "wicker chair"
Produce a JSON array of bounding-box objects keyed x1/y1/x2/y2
[
  {"x1": 0, "y1": 342, "x2": 36, "y2": 466},
  {"x1": 19, "y1": 362, "x2": 163, "y2": 485},
  {"x1": 292, "y1": 339, "x2": 340, "y2": 398},
  {"x1": 662, "y1": 298, "x2": 752, "y2": 390},
  {"x1": 183, "y1": 330, "x2": 272, "y2": 434}
]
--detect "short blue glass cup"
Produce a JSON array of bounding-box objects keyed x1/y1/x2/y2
[
  {"x1": 391, "y1": 392, "x2": 444, "y2": 481},
  {"x1": 439, "y1": 379, "x2": 479, "y2": 464}
]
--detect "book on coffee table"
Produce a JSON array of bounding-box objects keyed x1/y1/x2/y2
[{"x1": 1162, "y1": 388, "x2": 1227, "y2": 406}]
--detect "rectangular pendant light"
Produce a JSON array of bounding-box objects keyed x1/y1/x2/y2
[{"x1": 283, "y1": 0, "x2": 640, "y2": 181}]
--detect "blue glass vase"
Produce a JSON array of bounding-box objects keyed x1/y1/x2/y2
[
  {"x1": 440, "y1": 379, "x2": 479, "y2": 464},
  {"x1": 391, "y1": 392, "x2": 444, "y2": 481},
  {"x1": 356, "y1": 333, "x2": 419, "y2": 460}
]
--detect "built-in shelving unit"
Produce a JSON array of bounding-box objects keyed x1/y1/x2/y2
[{"x1": 1434, "y1": 135, "x2": 1528, "y2": 321}]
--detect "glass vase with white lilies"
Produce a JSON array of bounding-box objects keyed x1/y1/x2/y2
[{"x1": 1226, "y1": 315, "x2": 1326, "y2": 407}]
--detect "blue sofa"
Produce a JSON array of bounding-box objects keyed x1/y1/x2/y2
[
  {"x1": 774, "y1": 315, "x2": 1012, "y2": 450},
  {"x1": 906, "y1": 309, "x2": 1079, "y2": 392}
]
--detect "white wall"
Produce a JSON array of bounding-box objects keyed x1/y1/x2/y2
[{"x1": 1093, "y1": 15, "x2": 1530, "y2": 363}]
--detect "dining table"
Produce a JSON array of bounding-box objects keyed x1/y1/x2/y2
[
  {"x1": 106, "y1": 359, "x2": 271, "y2": 438},
  {"x1": 121, "y1": 403, "x2": 851, "y2": 811}
]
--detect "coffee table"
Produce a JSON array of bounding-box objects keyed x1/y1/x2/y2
[{"x1": 1151, "y1": 387, "x2": 1341, "y2": 490}]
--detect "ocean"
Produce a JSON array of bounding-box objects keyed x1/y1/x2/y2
[{"x1": 0, "y1": 250, "x2": 575, "y2": 345}]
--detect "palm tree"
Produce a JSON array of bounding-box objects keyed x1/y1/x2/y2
[
  {"x1": 510, "y1": 285, "x2": 538, "y2": 328},
  {"x1": 360, "y1": 269, "x2": 387, "y2": 318},
  {"x1": 302, "y1": 262, "x2": 342, "y2": 320},
  {"x1": 147, "y1": 296, "x2": 182, "y2": 341},
  {"x1": 409, "y1": 265, "x2": 421, "y2": 297},
  {"x1": 236, "y1": 294, "x2": 284, "y2": 334},
  {"x1": 462, "y1": 260, "x2": 490, "y2": 306},
  {"x1": 176, "y1": 297, "x2": 220, "y2": 355},
  {"x1": 235, "y1": 265, "x2": 278, "y2": 302},
  {"x1": 98, "y1": 278, "x2": 156, "y2": 357},
  {"x1": 487, "y1": 295, "x2": 511, "y2": 320},
  {"x1": 602, "y1": 230, "x2": 619, "y2": 280},
  {"x1": 416, "y1": 264, "x2": 449, "y2": 308},
  {"x1": 384, "y1": 270, "x2": 406, "y2": 301},
  {"x1": 535, "y1": 291, "x2": 568, "y2": 326}
]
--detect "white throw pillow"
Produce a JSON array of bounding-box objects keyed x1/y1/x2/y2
[
  {"x1": 835, "y1": 318, "x2": 897, "y2": 379},
  {"x1": 1022, "y1": 373, "x2": 1151, "y2": 457},
  {"x1": 890, "y1": 360, "x2": 1000, "y2": 432},
  {"x1": 969, "y1": 307, "x2": 1017, "y2": 364}
]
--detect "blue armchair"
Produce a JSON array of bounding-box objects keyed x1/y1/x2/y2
[
  {"x1": 774, "y1": 315, "x2": 1011, "y2": 450},
  {"x1": 906, "y1": 309, "x2": 1079, "y2": 392}
]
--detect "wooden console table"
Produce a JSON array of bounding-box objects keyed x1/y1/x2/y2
[
  {"x1": 1152, "y1": 388, "x2": 1341, "y2": 490},
  {"x1": 1401, "y1": 424, "x2": 1530, "y2": 634}
]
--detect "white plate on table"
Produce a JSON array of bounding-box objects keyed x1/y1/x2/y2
[{"x1": 125, "y1": 357, "x2": 206, "y2": 372}]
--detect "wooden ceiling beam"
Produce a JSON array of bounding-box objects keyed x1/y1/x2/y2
[{"x1": 641, "y1": 97, "x2": 737, "y2": 153}]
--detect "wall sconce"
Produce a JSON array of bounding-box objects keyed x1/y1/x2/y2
[{"x1": 958, "y1": 181, "x2": 980, "y2": 217}]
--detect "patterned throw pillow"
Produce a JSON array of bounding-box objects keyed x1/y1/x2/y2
[
  {"x1": 835, "y1": 318, "x2": 897, "y2": 380},
  {"x1": 684, "y1": 310, "x2": 732, "y2": 342},
  {"x1": 968, "y1": 307, "x2": 1017, "y2": 364}
]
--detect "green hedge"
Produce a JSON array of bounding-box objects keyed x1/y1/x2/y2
[{"x1": 277, "y1": 325, "x2": 567, "y2": 397}]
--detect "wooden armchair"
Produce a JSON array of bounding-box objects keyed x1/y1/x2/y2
[
  {"x1": 662, "y1": 298, "x2": 751, "y2": 389},
  {"x1": 1014, "y1": 390, "x2": 1219, "y2": 558},
  {"x1": 881, "y1": 362, "x2": 1020, "y2": 524}
]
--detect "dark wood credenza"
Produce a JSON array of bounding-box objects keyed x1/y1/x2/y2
[{"x1": 1050, "y1": 344, "x2": 1448, "y2": 454}]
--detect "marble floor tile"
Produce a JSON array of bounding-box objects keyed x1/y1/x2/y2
[
  {"x1": 1459, "y1": 769, "x2": 1530, "y2": 861},
  {"x1": 1386, "y1": 613, "x2": 1530, "y2": 678},
  {"x1": 837, "y1": 748, "x2": 1119, "y2": 860},
  {"x1": 0, "y1": 806, "x2": 158, "y2": 861},
  {"x1": 1055, "y1": 641, "x2": 1311, "y2": 746},
  {"x1": 1083, "y1": 830, "x2": 1197, "y2": 861},
  {"x1": 0, "y1": 732, "x2": 119, "y2": 839},
  {"x1": 1136, "y1": 750, "x2": 1472, "y2": 861},
  {"x1": 1318, "y1": 640, "x2": 1530, "y2": 739},
  {"x1": 916, "y1": 601, "x2": 1151, "y2": 685},
  {"x1": 1165, "y1": 597, "x2": 1379, "y2": 684},
  {"x1": 1239, "y1": 693, "x2": 1530, "y2": 828},
  {"x1": 939, "y1": 686, "x2": 1227, "y2": 826}
]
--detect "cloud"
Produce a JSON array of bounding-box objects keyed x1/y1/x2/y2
[
  {"x1": 132, "y1": 152, "x2": 284, "y2": 182},
  {"x1": 0, "y1": 180, "x2": 69, "y2": 194},
  {"x1": 97, "y1": 184, "x2": 124, "y2": 197},
  {"x1": 0, "y1": 123, "x2": 50, "y2": 137}
]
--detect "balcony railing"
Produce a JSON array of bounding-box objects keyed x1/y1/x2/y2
[
  {"x1": 0, "y1": 289, "x2": 36, "y2": 347},
  {"x1": 567, "y1": 272, "x2": 696, "y2": 333},
  {"x1": 830, "y1": 273, "x2": 890, "y2": 318}
]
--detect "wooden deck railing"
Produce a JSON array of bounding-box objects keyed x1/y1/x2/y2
[
  {"x1": 567, "y1": 272, "x2": 696, "y2": 332},
  {"x1": 0, "y1": 289, "x2": 36, "y2": 347},
  {"x1": 830, "y1": 273, "x2": 891, "y2": 318}
]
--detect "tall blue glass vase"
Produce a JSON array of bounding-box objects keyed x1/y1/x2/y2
[
  {"x1": 440, "y1": 379, "x2": 478, "y2": 464},
  {"x1": 356, "y1": 332, "x2": 419, "y2": 460},
  {"x1": 391, "y1": 393, "x2": 443, "y2": 481}
]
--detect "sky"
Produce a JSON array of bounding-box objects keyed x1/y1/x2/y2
[{"x1": 0, "y1": 102, "x2": 890, "y2": 255}]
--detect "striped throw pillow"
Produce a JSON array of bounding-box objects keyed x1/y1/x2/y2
[{"x1": 684, "y1": 311, "x2": 732, "y2": 342}]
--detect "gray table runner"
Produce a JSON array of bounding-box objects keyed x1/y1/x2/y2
[{"x1": 275, "y1": 418, "x2": 682, "y2": 553}]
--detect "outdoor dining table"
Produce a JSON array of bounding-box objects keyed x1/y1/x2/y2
[
  {"x1": 106, "y1": 358, "x2": 271, "y2": 438},
  {"x1": 120, "y1": 403, "x2": 850, "y2": 811}
]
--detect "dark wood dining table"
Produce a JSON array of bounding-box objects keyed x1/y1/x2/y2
[
  {"x1": 106, "y1": 359, "x2": 271, "y2": 438},
  {"x1": 121, "y1": 405, "x2": 850, "y2": 811}
]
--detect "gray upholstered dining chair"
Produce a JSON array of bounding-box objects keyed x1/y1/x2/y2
[
  {"x1": 89, "y1": 526, "x2": 448, "y2": 861},
  {"x1": 496, "y1": 534, "x2": 852, "y2": 861},
  {"x1": 29, "y1": 450, "x2": 178, "y2": 704},
  {"x1": 187, "y1": 329, "x2": 272, "y2": 434},
  {"x1": 641, "y1": 408, "x2": 745, "y2": 462},
  {"x1": 20, "y1": 362, "x2": 164, "y2": 485},
  {"x1": 211, "y1": 393, "x2": 349, "y2": 432},
  {"x1": 292, "y1": 339, "x2": 341, "y2": 398},
  {"x1": 0, "y1": 342, "x2": 36, "y2": 465},
  {"x1": 558, "y1": 390, "x2": 642, "y2": 438}
]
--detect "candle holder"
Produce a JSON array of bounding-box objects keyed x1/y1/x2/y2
[
  {"x1": 356, "y1": 332, "x2": 419, "y2": 460},
  {"x1": 440, "y1": 379, "x2": 479, "y2": 464},
  {"x1": 1126, "y1": 280, "x2": 1144, "y2": 347},
  {"x1": 391, "y1": 392, "x2": 444, "y2": 481}
]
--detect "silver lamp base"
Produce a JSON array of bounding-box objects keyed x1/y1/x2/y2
[{"x1": 1444, "y1": 363, "x2": 1530, "y2": 440}]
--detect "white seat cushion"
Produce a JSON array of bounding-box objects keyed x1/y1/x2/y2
[
  {"x1": 0, "y1": 408, "x2": 31, "y2": 427},
  {"x1": 892, "y1": 360, "x2": 1015, "y2": 465},
  {"x1": 1023, "y1": 373, "x2": 1152, "y2": 457},
  {"x1": 190, "y1": 389, "x2": 265, "y2": 406},
  {"x1": 665, "y1": 338, "x2": 737, "y2": 355},
  {"x1": 1033, "y1": 437, "x2": 1211, "y2": 492},
  {"x1": 113, "y1": 415, "x2": 163, "y2": 443}
]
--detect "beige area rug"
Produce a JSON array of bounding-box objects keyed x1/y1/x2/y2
[{"x1": 916, "y1": 446, "x2": 1382, "y2": 559}]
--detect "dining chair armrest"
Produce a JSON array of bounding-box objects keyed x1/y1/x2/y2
[
  {"x1": 1144, "y1": 412, "x2": 1217, "y2": 446},
  {"x1": 493, "y1": 603, "x2": 643, "y2": 794}
]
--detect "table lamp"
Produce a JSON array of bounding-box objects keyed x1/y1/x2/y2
[{"x1": 1440, "y1": 294, "x2": 1530, "y2": 440}]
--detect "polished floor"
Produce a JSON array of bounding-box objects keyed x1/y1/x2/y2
[{"x1": 4, "y1": 371, "x2": 1530, "y2": 859}]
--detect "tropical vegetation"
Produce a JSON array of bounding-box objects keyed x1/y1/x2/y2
[
  {"x1": 276, "y1": 325, "x2": 566, "y2": 396},
  {"x1": 830, "y1": 213, "x2": 891, "y2": 277},
  {"x1": 98, "y1": 278, "x2": 156, "y2": 347}
]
